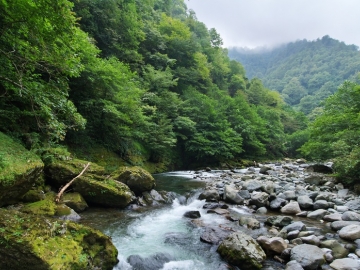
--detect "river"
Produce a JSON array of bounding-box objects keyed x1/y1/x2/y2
[{"x1": 79, "y1": 170, "x2": 327, "y2": 270}]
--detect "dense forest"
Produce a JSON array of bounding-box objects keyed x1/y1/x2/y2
[
  {"x1": 228, "y1": 37, "x2": 360, "y2": 118},
  {"x1": 0, "y1": 0, "x2": 308, "y2": 170},
  {"x1": 1, "y1": 0, "x2": 360, "y2": 185}
]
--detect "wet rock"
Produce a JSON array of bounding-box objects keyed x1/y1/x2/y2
[
  {"x1": 339, "y1": 224, "x2": 360, "y2": 241},
  {"x1": 127, "y1": 253, "x2": 173, "y2": 270},
  {"x1": 313, "y1": 200, "x2": 330, "y2": 210},
  {"x1": 323, "y1": 213, "x2": 342, "y2": 222},
  {"x1": 330, "y1": 258, "x2": 360, "y2": 270},
  {"x1": 183, "y1": 211, "x2": 201, "y2": 219},
  {"x1": 265, "y1": 216, "x2": 293, "y2": 227},
  {"x1": 270, "y1": 197, "x2": 287, "y2": 210},
  {"x1": 207, "y1": 208, "x2": 229, "y2": 215},
  {"x1": 297, "y1": 195, "x2": 314, "y2": 209},
  {"x1": 345, "y1": 199, "x2": 360, "y2": 211},
  {"x1": 217, "y1": 231, "x2": 266, "y2": 270},
  {"x1": 342, "y1": 211, "x2": 360, "y2": 221},
  {"x1": 331, "y1": 221, "x2": 360, "y2": 230},
  {"x1": 256, "y1": 207, "x2": 268, "y2": 214},
  {"x1": 285, "y1": 260, "x2": 304, "y2": 270},
  {"x1": 284, "y1": 221, "x2": 307, "y2": 232},
  {"x1": 239, "y1": 216, "x2": 260, "y2": 229},
  {"x1": 238, "y1": 190, "x2": 251, "y2": 199},
  {"x1": 223, "y1": 185, "x2": 244, "y2": 204},
  {"x1": 257, "y1": 236, "x2": 287, "y2": 255},
  {"x1": 250, "y1": 192, "x2": 269, "y2": 207},
  {"x1": 300, "y1": 235, "x2": 320, "y2": 246},
  {"x1": 198, "y1": 189, "x2": 220, "y2": 202},
  {"x1": 307, "y1": 209, "x2": 329, "y2": 219},
  {"x1": 320, "y1": 240, "x2": 349, "y2": 259},
  {"x1": 62, "y1": 192, "x2": 88, "y2": 212},
  {"x1": 290, "y1": 244, "x2": 325, "y2": 270},
  {"x1": 284, "y1": 190, "x2": 297, "y2": 200},
  {"x1": 259, "y1": 166, "x2": 272, "y2": 174},
  {"x1": 243, "y1": 180, "x2": 263, "y2": 192},
  {"x1": 281, "y1": 201, "x2": 301, "y2": 215},
  {"x1": 200, "y1": 226, "x2": 232, "y2": 244}
]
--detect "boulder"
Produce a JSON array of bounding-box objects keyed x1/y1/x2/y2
[
  {"x1": 285, "y1": 260, "x2": 305, "y2": 270},
  {"x1": 320, "y1": 240, "x2": 349, "y2": 259},
  {"x1": 331, "y1": 221, "x2": 360, "y2": 231},
  {"x1": 243, "y1": 180, "x2": 263, "y2": 192},
  {"x1": 223, "y1": 185, "x2": 244, "y2": 204},
  {"x1": 200, "y1": 226, "x2": 232, "y2": 245},
  {"x1": 304, "y1": 175, "x2": 326, "y2": 185},
  {"x1": 0, "y1": 132, "x2": 44, "y2": 207},
  {"x1": 284, "y1": 221, "x2": 307, "y2": 232},
  {"x1": 306, "y1": 209, "x2": 329, "y2": 219},
  {"x1": 239, "y1": 216, "x2": 260, "y2": 229},
  {"x1": 342, "y1": 211, "x2": 360, "y2": 221},
  {"x1": 313, "y1": 200, "x2": 330, "y2": 210},
  {"x1": 257, "y1": 236, "x2": 287, "y2": 255},
  {"x1": 290, "y1": 244, "x2": 325, "y2": 269},
  {"x1": 266, "y1": 216, "x2": 293, "y2": 227},
  {"x1": 345, "y1": 199, "x2": 360, "y2": 211},
  {"x1": 281, "y1": 201, "x2": 301, "y2": 215},
  {"x1": 217, "y1": 232, "x2": 266, "y2": 269},
  {"x1": 183, "y1": 211, "x2": 201, "y2": 219},
  {"x1": 127, "y1": 253, "x2": 173, "y2": 270},
  {"x1": 198, "y1": 189, "x2": 220, "y2": 202},
  {"x1": 62, "y1": 192, "x2": 88, "y2": 212},
  {"x1": 330, "y1": 258, "x2": 360, "y2": 270},
  {"x1": 112, "y1": 166, "x2": 155, "y2": 195},
  {"x1": 270, "y1": 197, "x2": 287, "y2": 210},
  {"x1": 339, "y1": 224, "x2": 360, "y2": 241},
  {"x1": 0, "y1": 209, "x2": 118, "y2": 270},
  {"x1": 250, "y1": 192, "x2": 269, "y2": 207},
  {"x1": 323, "y1": 213, "x2": 342, "y2": 222}
]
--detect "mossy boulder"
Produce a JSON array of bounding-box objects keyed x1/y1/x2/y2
[
  {"x1": 46, "y1": 159, "x2": 135, "y2": 208},
  {"x1": 217, "y1": 231, "x2": 266, "y2": 269},
  {"x1": 63, "y1": 192, "x2": 88, "y2": 212},
  {"x1": 0, "y1": 132, "x2": 44, "y2": 206},
  {"x1": 0, "y1": 209, "x2": 118, "y2": 270},
  {"x1": 72, "y1": 177, "x2": 135, "y2": 208},
  {"x1": 111, "y1": 166, "x2": 155, "y2": 195}
]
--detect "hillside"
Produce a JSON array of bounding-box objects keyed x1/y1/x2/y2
[{"x1": 228, "y1": 36, "x2": 360, "y2": 115}]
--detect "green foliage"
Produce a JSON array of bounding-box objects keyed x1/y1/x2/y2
[
  {"x1": 229, "y1": 36, "x2": 360, "y2": 115},
  {"x1": 300, "y1": 81, "x2": 360, "y2": 184}
]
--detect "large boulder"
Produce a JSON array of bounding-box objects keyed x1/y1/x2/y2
[
  {"x1": 290, "y1": 244, "x2": 325, "y2": 269},
  {"x1": 198, "y1": 189, "x2": 220, "y2": 202},
  {"x1": 0, "y1": 132, "x2": 44, "y2": 206},
  {"x1": 111, "y1": 166, "x2": 155, "y2": 195},
  {"x1": 0, "y1": 209, "x2": 118, "y2": 270},
  {"x1": 62, "y1": 192, "x2": 88, "y2": 212},
  {"x1": 217, "y1": 231, "x2": 266, "y2": 269},
  {"x1": 223, "y1": 185, "x2": 244, "y2": 204},
  {"x1": 46, "y1": 159, "x2": 135, "y2": 208}
]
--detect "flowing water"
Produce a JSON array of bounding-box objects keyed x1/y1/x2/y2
[
  {"x1": 80, "y1": 171, "x2": 330, "y2": 270},
  {"x1": 80, "y1": 171, "x2": 233, "y2": 269}
]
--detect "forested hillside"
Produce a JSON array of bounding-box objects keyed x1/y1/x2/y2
[
  {"x1": 0, "y1": 0, "x2": 307, "y2": 170},
  {"x1": 228, "y1": 36, "x2": 360, "y2": 117}
]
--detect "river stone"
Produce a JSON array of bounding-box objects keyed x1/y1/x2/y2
[
  {"x1": 313, "y1": 200, "x2": 330, "y2": 210},
  {"x1": 285, "y1": 260, "x2": 305, "y2": 270},
  {"x1": 281, "y1": 201, "x2": 301, "y2": 215},
  {"x1": 290, "y1": 244, "x2": 325, "y2": 269},
  {"x1": 306, "y1": 209, "x2": 329, "y2": 219},
  {"x1": 330, "y1": 258, "x2": 360, "y2": 270},
  {"x1": 345, "y1": 199, "x2": 360, "y2": 211},
  {"x1": 243, "y1": 180, "x2": 263, "y2": 192},
  {"x1": 127, "y1": 253, "x2": 173, "y2": 270},
  {"x1": 217, "y1": 231, "x2": 266, "y2": 269},
  {"x1": 300, "y1": 235, "x2": 320, "y2": 246},
  {"x1": 223, "y1": 185, "x2": 244, "y2": 204},
  {"x1": 256, "y1": 207, "x2": 268, "y2": 214},
  {"x1": 112, "y1": 166, "x2": 155, "y2": 195},
  {"x1": 320, "y1": 240, "x2": 349, "y2": 259},
  {"x1": 339, "y1": 224, "x2": 360, "y2": 241},
  {"x1": 331, "y1": 221, "x2": 360, "y2": 230},
  {"x1": 335, "y1": 206, "x2": 349, "y2": 213},
  {"x1": 261, "y1": 181, "x2": 275, "y2": 194},
  {"x1": 342, "y1": 211, "x2": 360, "y2": 221},
  {"x1": 257, "y1": 236, "x2": 287, "y2": 255},
  {"x1": 304, "y1": 175, "x2": 326, "y2": 185},
  {"x1": 238, "y1": 190, "x2": 251, "y2": 199},
  {"x1": 183, "y1": 211, "x2": 201, "y2": 219},
  {"x1": 284, "y1": 221, "x2": 307, "y2": 232},
  {"x1": 198, "y1": 189, "x2": 220, "y2": 202},
  {"x1": 323, "y1": 213, "x2": 342, "y2": 222},
  {"x1": 207, "y1": 208, "x2": 229, "y2": 215},
  {"x1": 259, "y1": 166, "x2": 272, "y2": 174},
  {"x1": 288, "y1": 230, "x2": 300, "y2": 240},
  {"x1": 200, "y1": 226, "x2": 232, "y2": 244},
  {"x1": 250, "y1": 192, "x2": 269, "y2": 207},
  {"x1": 297, "y1": 195, "x2": 314, "y2": 209},
  {"x1": 239, "y1": 216, "x2": 260, "y2": 229},
  {"x1": 266, "y1": 215, "x2": 293, "y2": 227},
  {"x1": 270, "y1": 197, "x2": 287, "y2": 210},
  {"x1": 337, "y1": 189, "x2": 349, "y2": 198},
  {"x1": 284, "y1": 190, "x2": 297, "y2": 200}
]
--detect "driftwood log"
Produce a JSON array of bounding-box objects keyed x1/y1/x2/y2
[{"x1": 55, "y1": 162, "x2": 90, "y2": 203}]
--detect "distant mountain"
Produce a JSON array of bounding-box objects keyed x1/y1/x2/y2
[{"x1": 228, "y1": 36, "x2": 360, "y2": 115}]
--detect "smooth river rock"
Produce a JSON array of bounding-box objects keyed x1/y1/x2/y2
[
  {"x1": 290, "y1": 244, "x2": 325, "y2": 269},
  {"x1": 339, "y1": 224, "x2": 360, "y2": 241}
]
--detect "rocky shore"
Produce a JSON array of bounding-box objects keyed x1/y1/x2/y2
[{"x1": 187, "y1": 160, "x2": 360, "y2": 269}]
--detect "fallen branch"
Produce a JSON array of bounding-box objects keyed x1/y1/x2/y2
[{"x1": 55, "y1": 162, "x2": 90, "y2": 203}]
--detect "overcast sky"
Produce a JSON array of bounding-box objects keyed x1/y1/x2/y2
[{"x1": 186, "y1": 0, "x2": 360, "y2": 49}]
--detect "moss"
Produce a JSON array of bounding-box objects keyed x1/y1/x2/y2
[
  {"x1": 55, "y1": 204, "x2": 72, "y2": 216},
  {"x1": 0, "y1": 132, "x2": 44, "y2": 206},
  {"x1": 21, "y1": 193, "x2": 57, "y2": 216},
  {"x1": 0, "y1": 209, "x2": 118, "y2": 270},
  {"x1": 62, "y1": 193, "x2": 88, "y2": 212}
]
